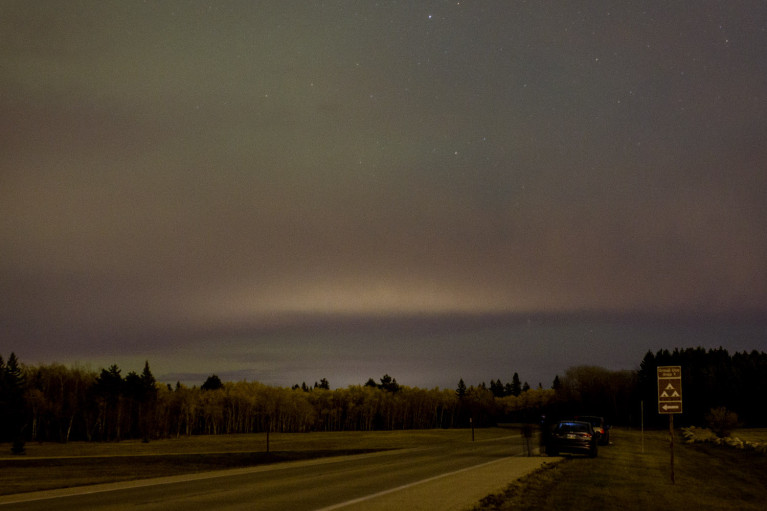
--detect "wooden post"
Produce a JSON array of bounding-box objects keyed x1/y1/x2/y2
[
  {"x1": 641, "y1": 400, "x2": 645, "y2": 454},
  {"x1": 669, "y1": 414, "x2": 675, "y2": 484}
]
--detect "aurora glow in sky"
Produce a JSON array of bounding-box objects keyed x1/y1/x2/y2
[{"x1": 2, "y1": 1, "x2": 766, "y2": 388}]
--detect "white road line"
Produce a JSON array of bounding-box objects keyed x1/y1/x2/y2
[{"x1": 313, "y1": 456, "x2": 512, "y2": 511}]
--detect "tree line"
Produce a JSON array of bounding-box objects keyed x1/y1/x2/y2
[
  {"x1": 536, "y1": 349, "x2": 767, "y2": 430},
  {"x1": 0, "y1": 355, "x2": 552, "y2": 445},
  {"x1": 636, "y1": 348, "x2": 767, "y2": 428},
  {"x1": 2, "y1": 347, "x2": 767, "y2": 448}
]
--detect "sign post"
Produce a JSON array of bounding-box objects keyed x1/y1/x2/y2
[{"x1": 657, "y1": 366, "x2": 683, "y2": 484}]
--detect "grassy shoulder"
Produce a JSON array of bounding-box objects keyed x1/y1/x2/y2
[
  {"x1": 0, "y1": 428, "x2": 501, "y2": 496},
  {"x1": 470, "y1": 428, "x2": 767, "y2": 511},
  {"x1": 0, "y1": 449, "x2": 387, "y2": 496}
]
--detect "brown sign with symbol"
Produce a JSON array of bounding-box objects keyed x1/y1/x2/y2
[{"x1": 658, "y1": 366, "x2": 683, "y2": 414}]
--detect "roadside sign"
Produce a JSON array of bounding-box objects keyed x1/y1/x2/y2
[
  {"x1": 657, "y1": 366, "x2": 683, "y2": 414},
  {"x1": 657, "y1": 365, "x2": 682, "y2": 484}
]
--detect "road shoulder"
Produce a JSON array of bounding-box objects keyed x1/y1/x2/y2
[{"x1": 315, "y1": 455, "x2": 561, "y2": 511}]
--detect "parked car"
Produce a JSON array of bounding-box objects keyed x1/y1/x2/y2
[
  {"x1": 546, "y1": 420, "x2": 598, "y2": 457},
  {"x1": 577, "y1": 415, "x2": 610, "y2": 445}
]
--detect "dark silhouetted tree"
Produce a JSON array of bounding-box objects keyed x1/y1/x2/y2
[
  {"x1": 2, "y1": 353, "x2": 28, "y2": 451},
  {"x1": 0, "y1": 354, "x2": 7, "y2": 441},
  {"x1": 379, "y1": 374, "x2": 399, "y2": 393},
  {"x1": 490, "y1": 379, "x2": 505, "y2": 398},
  {"x1": 138, "y1": 361, "x2": 157, "y2": 441},
  {"x1": 201, "y1": 374, "x2": 223, "y2": 391},
  {"x1": 511, "y1": 372, "x2": 522, "y2": 397},
  {"x1": 123, "y1": 370, "x2": 143, "y2": 437},
  {"x1": 93, "y1": 364, "x2": 124, "y2": 441},
  {"x1": 456, "y1": 378, "x2": 467, "y2": 398}
]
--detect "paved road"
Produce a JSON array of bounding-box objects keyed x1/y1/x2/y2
[{"x1": 0, "y1": 435, "x2": 552, "y2": 511}]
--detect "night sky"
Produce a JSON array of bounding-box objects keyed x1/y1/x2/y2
[{"x1": 2, "y1": 1, "x2": 766, "y2": 389}]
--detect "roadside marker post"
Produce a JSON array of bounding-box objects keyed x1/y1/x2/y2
[
  {"x1": 640, "y1": 401, "x2": 644, "y2": 454},
  {"x1": 657, "y1": 366, "x2": 683, "y2": 484}
]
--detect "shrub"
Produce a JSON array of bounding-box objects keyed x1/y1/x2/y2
[
  {"x1": 11, "y1": 438, "x2": 26, "y2": 455},
  {"x1": 705, "y1": 407, "x2": 739, "y2": 438}
]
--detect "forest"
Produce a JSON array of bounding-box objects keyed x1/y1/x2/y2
[{"x1": 1, "y1": 348, "x2": 766, "y2": 449}]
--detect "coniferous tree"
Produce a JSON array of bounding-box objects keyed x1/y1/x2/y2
[
  {"x1": 456, "y1": 378, "x2": 467, "y2": 398},
  {"x1": 2, "y1": 353, "x2": 28, "y2": 450},
  {"x1": 201, "y1": 374, "x2": 223, "y2": 391},
  {"x1": 140, "y1": 362, "x2": 156, "y2": 398},
  {"x1": 511, "y1": 372, "x2": 522, "y2": 397},
  {"x1": 0, "y1": 355, "x2": 6, "y2": 440},
  {"x1": 139, "y1": 361, "x2": 157, "y2": 441},
  {"x1": 379, "y1": 374, "x2": 399, "y2": 393},
  {"x1": 93, "y1": 364, "x2": 124, "y2": 441},
  {"x1": 123, "y1": 370, "x2": 143, "y2": 437},
  {"x1": 490, "y1": 379, "x2": 505, "y2": 398}
]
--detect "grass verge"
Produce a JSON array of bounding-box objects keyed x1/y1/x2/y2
[
  {"x1": 469, "y1": 428, "x2": 767, "y2": 511},
  {"x1": 0, "y1": 428, "x2": 500, "y2": 496},
  {"x1": 0, "y1": 450, "x2": 378, "y2": 496}
]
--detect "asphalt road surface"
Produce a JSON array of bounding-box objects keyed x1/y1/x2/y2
[{"x1": 1, "y1": 434, "x2": 553, "y2": 511}]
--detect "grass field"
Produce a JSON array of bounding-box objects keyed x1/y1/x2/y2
[
  {"x1": 1, "y1": 428, "x2": 494, "y2": 459},
  {"x1": 0, "y1": 428, "x2": 501, "y2": 496},
  {"x1": 470, "y1": 428, "x2": 767, "y2": 511}
]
